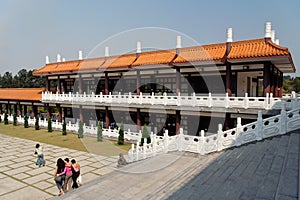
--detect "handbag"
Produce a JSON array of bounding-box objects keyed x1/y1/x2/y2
[{"x1": 54, "y1": 175, "x2": 62, "y2": 182}]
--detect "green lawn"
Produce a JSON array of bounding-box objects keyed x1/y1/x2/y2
[{"x1": 0, "y1": 123, "x2": 132, "y2": 156}]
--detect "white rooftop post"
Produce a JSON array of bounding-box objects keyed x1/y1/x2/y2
[
  {"x1": 45, "y1": 56, "x2": 50, "y2": 64},
  {"x1": 136, "y1": 41, "x2": 141, "y2": 54},
  {"x1": 105, "y1": 46, "x2": 109, "y2": 57},
  {"x1": 57, "y1": 54, "x2": 61, "y2": 62},
  {"x1": 264, "y1": 22, "x2": 272, "y2": 38},
  {"x1": 176, "y1": 35, "x2": 182, "y2": 49},
  {"x1": 271, "y1": 30, "x2": 275, "y2": 42},
  {"x1": 275, "y1": 39, "x2": 280, "y2": 45},
  {"x1": 78, "y1": 50, "x2": 83, "y2": 60},
  {"x1": 176, "y1": 35, "x2": 181, "y2": 55},
  {"x1": 62, "y1": 57, "x2": 66, "y2": 62},
  {"x1": 226, "y1": 27, "x2": 233, "y2": 42}
]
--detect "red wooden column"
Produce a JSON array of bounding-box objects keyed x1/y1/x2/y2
[
  {"x1": 13, "y1": 104, "x2": 17, "y2": 115},
  {"x1": 24, "y1": 105, "x2": 27, "y2": 116},
  {"x1": 270, "y1": 65, "x2": 275, "y2": 96},
  {"x1": 18, "y1": 102, "x2": 22, "y2": 116},
  {"x1": 225, "y1": 62, "x2": 232, "y2": 96},
  {"x1": 278, "y1": 72, "x2": 283, "y2": 97},
  {"x1": 57, "y1": 104, "x2": 62, "y2": 122},
  {"x1": 224, "y1": 113, "x2": 231, "y2": 130},
  {"x1": 7, "y1": 103, "x2": 11, "y2": 115},
  {"x1": 32, "y1": 104, "x2": 38, "y2": 118},
  {"x1": 47, "y1": 104, "x2": 52, "y2": 120},
  {"x1": 46, "y1": 76, "x2": 50, "y2": 91},
  {"x1": 79, "y1": 105, "x2": 84, "y2": 122},
  {"x1": 175, "y1": 110, "x2": 181, "y2": 134},
  {"x1": 0, "y1": 103, "x2": 2, "y2": 114},
  {"x1": 105, "y1": 106, "x2": 110, "y2": 129},
  {"x1": 136, "y1": 70, "x2": 141, "y2": 95},
  {"x1": 105, "y1": 72, "x2": 109, "y2": 95},
  {"x1": 57, "y1": 75, "x2": 62, "y2": 94},
  {"x1": 263, "y1": 62, "x2": 271, "y2": 96},
  {"x1": 78, "y1": 74, "x2": 83, "y2": 94},
  {"x1": 176, "y1": 67, "x2": 181, "y2": 95},
  {"x1": 137, "y1": 108, "x2": 141, "y2": 131},
  {"x1": 274, "y1": 69, "x2": 279, "y2": 97}
]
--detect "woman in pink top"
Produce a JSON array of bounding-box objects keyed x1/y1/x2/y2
[{"x1": 63, "y1": 158, "x2": 73, "y2": 192}]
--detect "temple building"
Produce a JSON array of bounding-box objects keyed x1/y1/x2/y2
[{"x1": 0, "y1": 22, "x2": 296, "y2": 136}]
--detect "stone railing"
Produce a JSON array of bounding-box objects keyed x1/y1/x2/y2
[
  {"x1": 42, "y1": 91, "x2": 300, "y2": 110},
  {"x1": 0, "y1": 114, "x2": 141, "y2": 142},
  {"x1": 128, "y1": 104, "x2": 300, "y2": 162}
]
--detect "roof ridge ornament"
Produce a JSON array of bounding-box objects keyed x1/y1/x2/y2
[
  {"x1": 57, "y1": 54, "x2": 61, "y2": 62},
  {"x1": 136, "y1": 41, "x2": 141, "y2": 54},
  {"x1": 45, "y1": 56, "x2": 50, "y2": 64},
  {"x1": 78, "y1": 50, "x2": 83, "y2": 60},
  {"x1": 226, "y1": 28, "x2": 233, "y2": 43},
  {"x1": 105, "y1": 46, "x2": 109, "y2": 57},
  {"x1": 176, "y1": 35, "x2": 181, "y2": 55},
  {"x1": 264, "y1": 22, "x2": 272, "y2": 38}
]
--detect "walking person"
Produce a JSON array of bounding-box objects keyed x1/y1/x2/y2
[
  {"x1": 63, "y1": 158, "x2": 73, "y2": 192},
  {"x1": 35, "y1": 143, "x2": 45, "y2": 167},
  {"x1": 71, "y1": 159, "x2": 80, "y2": 189},
  {"x1": 54, "y1": 158, "x2": 66, "y2": 196}
]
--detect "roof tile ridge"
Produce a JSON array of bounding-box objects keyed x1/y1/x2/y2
[{"x1": 266, "y1": 40, "x2": 289, "y2": 51}]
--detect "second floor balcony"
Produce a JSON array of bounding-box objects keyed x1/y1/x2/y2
[{"x1": 42, "y1": 91, "x2": 300, "y2": 112}]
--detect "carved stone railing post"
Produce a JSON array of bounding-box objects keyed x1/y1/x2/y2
[
  {"x1": 217, "y1": 124, "x2": 223, "y2": 151},
  {"x1": 236, "y1": 117, "x2": 242, "y2": 146},
  {"x1": 280, "y1": 103, "x2": 287, "y2": 135},
  {"x1": 257, "y1": 110, "x2": 263, "y2": 140}
]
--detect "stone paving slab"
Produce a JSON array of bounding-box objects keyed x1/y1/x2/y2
[
  {"x1": 52, "y1": 130, "x2": 300, "y2": 200},
  {"x1": 0, "y1": 133, "x2": 121, "y2": 199}
]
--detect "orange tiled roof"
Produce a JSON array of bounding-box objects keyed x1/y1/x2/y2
[
  {"x1": 0, "y1": 88, "x2": 44, "y2": 101},
  {"x1": 33, "y1": 38, "x2": 294, "y2": 75},
  {"x1": 173, "y1": 43, "x2": 226, "y2": 64},
  {"x1": 132, "y1": 49, "x2": 177, "y2": 66},
  {"x1": 78, "y1": 58, "x2": 104, "y2": 71},
  {"x1": 103, "y1": 54, "x2": 136, "y2": 69},
  {"x1": 227, "y1": 38, "x2": 290, "y2": 59}
]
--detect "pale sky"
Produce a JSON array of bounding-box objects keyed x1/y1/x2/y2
[{"x1": 0, "y1": 0, "x2": 299, "y2": 76}]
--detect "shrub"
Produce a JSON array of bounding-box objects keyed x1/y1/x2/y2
[
  {"x1": 97, "y1": 121, "x2": 103, "y2": 142},
  {"x1": 140, "y1": 124, "x2": 151, "y2": 145},
  {"x1": 13, "y1": 113, "x2": 17, "y2": 126},
  {"x1": 62, "y1": 120, "x2": 67, "y2": 135},
  {"x1": 24, "y1": 114, "x2": 28, "y2": 128},
  {"x1": 35, "y1": 115, "x2": 39, "y2": 130},
  {"x1": 4, "y1": 111, "x2": 8, "y2": 125},
  {"x1": 118, "y1": 122, "x2": 124, "y2": 145},
  {"x1": 47, "y1": 117, "x2": 52, "y2": 132},
  {"x1": 78, "y1": 120, "x2": 84, "y2": 138}
]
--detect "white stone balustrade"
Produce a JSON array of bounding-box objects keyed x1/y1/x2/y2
[
  {"x1": 128, "y1": 106, "x2": 300, "y2": 162},
  {"x1": 0, "y1": 114, "x2": 141, "y2": 142},
  {"x1": 42, "y1": 91, "x2": 300, "y2": 110}
]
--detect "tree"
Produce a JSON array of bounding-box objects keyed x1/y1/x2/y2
[
  {"x1": 4, "y1": 111, "x2": 8, "y2": 125},
  {"x1": 97, "y1": 121, "x2": 103, "y2": 142},
  {"x1": 35, "y1": 115, "x2": 39, "y2": 130},
  {"x1": 62, "y1": 120, "x2": 67, "y2": 135},
  {"x1": 13, "y1": 113, "x2": 17, "y2": 126},
  {"x1": 78, "y1": 120, "x2": 84, "y2": 138},
  {"x1": 118, "y1": 122, "x2": 124, "y2": 145},
  {"x1": 24, "y1": 114, "x2": 28, "y2": 128},
  {"x1": 47, "y1": 117, "x2": 52, "y2": 132},
  {"x1": 140, "y1": 124, "x2": 151, "y2": 145}
]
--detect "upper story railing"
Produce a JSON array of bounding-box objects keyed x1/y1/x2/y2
[{"x1": 42, "y1": 91, "x2": 300, "y2": 110}]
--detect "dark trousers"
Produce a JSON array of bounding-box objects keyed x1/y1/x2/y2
[{"x1": 72, "y1": 171, "x2": 80, "y2": 188}]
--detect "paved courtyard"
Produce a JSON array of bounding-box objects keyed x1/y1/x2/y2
[
  {"x1": 54, "y1": 130, "x2": 300, "y2": 200},
  {"x1": 1, "y1": 129, "x2": 299, "y2": 200},
  {"x1": 0, "y1": 133, "x2": 119, "y2": 199}
]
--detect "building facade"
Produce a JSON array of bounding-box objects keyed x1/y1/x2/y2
[{"x1": 1, "y1": 23, "x2": 296, "y2": 136}]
